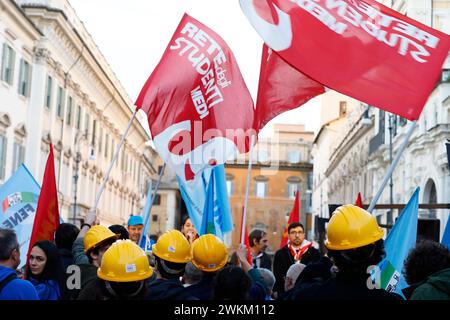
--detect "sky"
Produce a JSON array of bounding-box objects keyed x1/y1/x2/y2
[{"x1": 68, "y1": 0, "x2": 322, "y2": 137}]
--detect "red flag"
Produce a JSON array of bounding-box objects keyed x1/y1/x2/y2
[
  {"x1": 240, "y1": 206, "x2": 252, "y2": 265},
  {"x1": 136, "y1": 14, "x2": 255, "y2": 183},
  {"x1": 27, "y1": 144, "x2": 60, "y2": 256},
  {"x1": 280, "y1": 191, "x2": 300, "y2": 248},
  {"x1": 355, "y1": 192, "x2": 363, "y2": 208},
  {"x1": 240, "y1": 0, "x2": 450, "y2": 121},
  {"x1": 254, "y1": 44, "x2": 325, "y2": 131}
]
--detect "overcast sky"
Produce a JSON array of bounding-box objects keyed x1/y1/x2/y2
[{"x1": 68, "y1": 0, "x2": 321, "y2": 137}]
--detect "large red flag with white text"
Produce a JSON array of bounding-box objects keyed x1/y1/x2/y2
[
  {"x1": 240, "y1": 0, "x2": 450, "y2": 121},
  {"x1": 254, "y1": 44, "x2": 325, "y2": 131},
  {"x1": 136, "y1": 14, "x2": 255, "y2": 183}
]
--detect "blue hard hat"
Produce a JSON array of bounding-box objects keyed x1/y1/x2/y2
[{"x1": 127, "y1": 215, "x2": 143, "y2": 226}]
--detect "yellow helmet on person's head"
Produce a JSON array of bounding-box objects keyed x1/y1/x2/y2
[
  {"x1": 84, "y1": 225, "x2": 119, "y2": 253},
  {"x1": 191, "y1": 234, "x2": 228, "y2": 272},
  {"x1": 325, "y1": 204, "x2": 384, "y2": 251},
  {"x1": 97, "y1": 239, "x2": 153, "y2": 282},
  {"x1": 152, "y1": 230, "x2": 191, "y2": 263}
]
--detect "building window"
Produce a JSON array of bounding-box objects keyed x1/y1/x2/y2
[
  {"x1": 153, "y1": 194, "x2": 161, "y2": 206},
  {"x1": 91, "y1": 120, "x2": 97, "y2": 146},
  {"x1": 288, "y1": 151, "x2": 300, "y2": 163},
  {"x1": 255, "y1": 181, "x2": 267, "y2": 198},
  {"x1": 258, "y1": 150, "x2": 268, "y2": 163},
  {"x1": 66, "y1": 96, "x2": 73, "y2": 126},
  {"x1": 0, "y1": 135, "x2": 7, "y2": 180},
  {"x1": 152, "y1": 214, "x2": 158, "y2": 222},
  {"x1": 56, "y1": 87, "x2": 65, "y2": 119},
  {"x1": 12, "y1": 142, "x2": 25, "y2": 173},
  {"x1": 44, "y1": 76, "x2": 53, "y2": 109},
  {"x1": 85, "y1": 113, "x2": 90, "y2": 136},
  {"x1": 1, "y1": 44, "x2": 15, "y2": 85},
  {"x1": 17, "y1": 59, "x2": 32, "y2": 97},
  {"x1": 98, "y1": 127, "x2": 103, "y2": 154},
  {"x1": 104, "y1": 134, "x2": 109, "y2": 158},
  {"x1": 339, "y1": 101, "x2": 347, "y2": 117},
  {"x1": 288, "y1": 183, "x2": 299, "y2": 199},
  {"x1": 442, "y1": 69, "x2": 450, "y2": 83},
  {"x1": 76, "y1": 105, "x2": 82, "y2": 130},
  {"x1": 226, "y1": 180, "x2": 234, "y2": 196}
]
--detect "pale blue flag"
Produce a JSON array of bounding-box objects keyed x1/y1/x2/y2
[
  {"x1": 0, "y1": 164, "x2": 41, "y2": 268},
  {"x1": 379, "y1": 187, "x2": 419, "y2": 298}
]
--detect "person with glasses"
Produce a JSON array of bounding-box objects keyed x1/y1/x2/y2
[
  {"x1": 0, "y1": 229, "x2": 38, "y2": 300},
  {"x1": 273, "y1": 222, "x2": 320, "y2": 298}
]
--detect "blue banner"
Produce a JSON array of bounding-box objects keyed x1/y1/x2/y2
[
  {"x1": 0, "y1": 164, "x2": 41, "y2": 268},
  {"x1": 379, "y1": 187, "x2": 419, "y2": 298},
  {"x1": 441, "y1": 215, "x2": 450, "y2": 250},
  {"x1": 178, "y1": 165, "x2": 233, "y2": 240}
]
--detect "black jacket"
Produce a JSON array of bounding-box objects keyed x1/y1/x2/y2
[
  {"x1": 273, "y1": 244, "x2": 321, "y2": 296},
  {"x1": 145, "y1": 278, "x2": 197, "y2": 300},
  {"x1": 290, "y1": 273, "x2": 402, "y2": 300},
  {"x1": 77, "y1": 277, "x2": 148, "y2": 300},
  {"x1": 184, "y1": 272, "x2": 215, "y2": 300},
  {"x1": 252, "y1": 252, "x2": 272, "y2": 270}
]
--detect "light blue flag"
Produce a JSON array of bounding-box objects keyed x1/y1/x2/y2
[
  {"x1": 0, "y1": 164, "x2": 41, "y2": 268},
  {"x1": 200, "y1": 171, "x2": 216, "y2": 235},
  {"x1": 441, "y1": 216, "x2": 450, "y2": 250},
  {"x1": 178, "y1": 165, "x2": 233, "y2": 240},
  {"x1": 378, "y1": 187, "x2": 419, "y2": 298}
]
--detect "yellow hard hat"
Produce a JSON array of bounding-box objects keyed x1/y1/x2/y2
[
  {"x1": 191, "y1": 234, "x2": 228, "y2": 272},
  {"x1": 325, "y1": 204, "x2": 384, "y2": 250},
  {"x1": 152, "y1": 230, "x2": 191, "y2": 263},
  {"x1": 84, "y1": 225, "x2": 119, "y2": 253},
  {"x1": 97, "y1": 239, "x2": 153, "y2": 282}
]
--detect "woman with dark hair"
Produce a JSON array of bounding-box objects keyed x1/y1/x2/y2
[
  {"x1": 402, "y1": 240, "x2": 450, "y2": 300},
  {"x1": 26, "y1": 240, "x2": 66, "y2": 300},
  {"x1": 180, "y1": 216, "x2": 198, "y2": 245}
]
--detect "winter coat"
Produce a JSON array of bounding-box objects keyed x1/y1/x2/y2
[
  {"x1": 184, "y1": 272, "x2": 215, "y2": 300},
  {"x1": 403, "y1": 267, "x2": 450, "y2": 300},
  {"x1": 145, "y1": 278, "x2": 197, "y2": 300},
  {"x1": 0, "y1": 266, "x2": 38, "y2": 300},
  {"x1": 28, "y1": 277, "x2": 60, "y2": 300},
  {"x1": 273, "y1": 244, "x2": 321, "y2": 296}
]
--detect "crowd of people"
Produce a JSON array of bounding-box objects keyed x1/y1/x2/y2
[{"x1": 0, "y1": 204, "x2": 449, "y2": 300}]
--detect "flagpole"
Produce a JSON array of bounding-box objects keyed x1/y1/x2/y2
[
  {"x1": 241, "y1": 134, "x2": 256, "y2": 244},
  {"x1": 138, "y1": 163, "x2": 166, "y2": 246},
  {"x1": 92, "y1": 110, "x2": 138, "y2": 212},
  {"x1": 368, "y1": 120, "x2": 417, "y2": 213}
]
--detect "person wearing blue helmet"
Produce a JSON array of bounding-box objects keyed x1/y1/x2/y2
[{"x1": 127, "y1": 215, "x2": 154, "y2": 252}]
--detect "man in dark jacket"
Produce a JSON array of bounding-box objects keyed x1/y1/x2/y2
[
  {"x1": 402, "y1": 239, "x2": 450, "y2": 300},
  {"x1": 55, "y1": 223, "x2": 79, "y2": 271},
  {"x1": 0, "y1": 229, "x2": 38, "y2": 300},
  {"x1": 249, "y1": 229, "x2": 272, "y2": 270},
  {"x1": 273, "y1": 222, "x2": 320, "y2": 297},
  {"x1": 291, "y1": 205, "x2": 401, "y2": 300}
]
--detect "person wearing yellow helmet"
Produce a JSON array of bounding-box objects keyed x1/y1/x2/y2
[
  {"x1": 289, "y1": 205, "x2": 401, "y2": 300},
  {"x1": 69, "y1": 213, "x2": 119, "y2": 299},
  {"x1": 145, "y1": 230, "x2": 196, "y2": 300},
  {"x1": 77, "y1": 240, "x2": 154, "y2": 300},
  {"x1": 184, "y1": 234, "x2": 229, "y2": 300}
]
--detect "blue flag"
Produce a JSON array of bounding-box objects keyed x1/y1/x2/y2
[
  {"x1": 441, "y1": 216, "x2": 450, "y2": 250},
  {"x1": 379, "y1": 187, "x2": 419, "y2": 298},
  {"x1": 178, "y1": 165, "x2": 233, "y2": 240},
  {"x1": 0, "y1": 164, "x2": 41, "y2": 268},
  {"x1": 200, "y1": 171, "x2": 216, "y2": 235},
  {"x1": 139, "y1": 179, "x2": 154, "y2": 252}
]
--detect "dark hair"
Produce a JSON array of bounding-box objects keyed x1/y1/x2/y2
[
  {"x1": 181, "y1": 215, "x2": 191, "y2": 229},
  {"x1": 55, "y1": 223, "x2": 80, "y2": 251},
  {"x1": 26, "y1": 240, "x2": 66, "y2": 296},
  {"x1": 288, "y1": 222, "x2": 304, "y2": 234},
  {"x1": 0, "y1": 229, "x2": 19, "y2": 260},
  {"x1": 213, "y1": 266, "x2": 252, "y2": 300},
  {"x1": 109, "y1": 225, "x2": 129, "y2": 240},
  {"x1": 248, "y1": 229, "x2": 266, "y2": 247},
  {"x1": 154, "y1": 256, "x2": 186, "y2": 279},
  {"x1": 328, "y1": 239, "x2": 385, "y2": 277},
  {"x1": 87, "y1": 237, "x2": 117, "y2": 264},
  {"x1": 403, "y1": 239, "x2": 450, "y2": 285}
]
